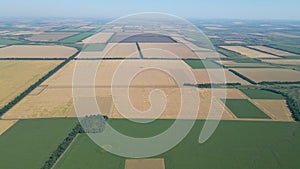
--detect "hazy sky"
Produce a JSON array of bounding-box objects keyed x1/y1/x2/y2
[{"x1": 1, "y1": 0, "x2": 300, "y2": 20}]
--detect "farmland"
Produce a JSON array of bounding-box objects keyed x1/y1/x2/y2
[
  {"x1": 222, "y1": 99, "x2": 270, "y2": 119},
  {"x1": 232, "y1": 68, "x2": 300, "y2": 83},
  {"x1": 240, "y1": 89, "x2": 285, "y2": 99},
  {"x1": 220, "y1": 46, "x2": 279, "y2": 59},
  {"x1": 0, "y1": 118, "x2": 78, "y2": 169},
  {"x1": 26, "y1": 32, "x2": 79, "y2": 42},
  {"x1": 54, "y1": 119, "x2": 300, "y2": 169},
  {"x1": 0, "y1": 45, "x2": 78, "y2": 58},
  {"x1": 0, "y1": 60, "x2": 62, "y2": 109}
]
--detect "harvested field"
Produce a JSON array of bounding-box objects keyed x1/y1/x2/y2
[
  {"x1": 0, "y1": 120, "x2": 17, "y2": 135},
  {"x1": 251, "y1": 100, "x2": 293, "y2": 121},
  {"x1": 125, "y1": 159, "x2": 165, "y2": 169},
  {"x1": 195, "y1": 51, "x2": 226, "y2": 59},
  {"x1": 262, "y1": 59, "x2": 300, "y2": 65},
  {"x1": 249, "y1": 46, "x2": 299, "y2": 56},
  {"x1": 26, "y1": 32, "x2": 79, "y2": 42},
  {"x1": 103, "y1": 43, "x2": 140, "y2": 58},
  {"x1": 81, "y1": 32, "x2": 114, "y2": 44},
  {"x1": 139, "y1": 43, "x2": 198, "y2": 59},
  {"x1": 232, "y1": 68, "x2": 300, "y2": 83},
  {"x1": 215, "y1": 60, "x2": 272, "y2": 68},
  {"x1": 0, "y1": 45, "x2": 77, "y2": 58},
  {"x1": 220, "y1": 46, "x2": 279, "y2": 59},
  {"x1": 192, "y1": 69, "x2": 249, "y2": 85},
  {"x1": 0, "y1": 60, "x2": 62, "y2": 109}
]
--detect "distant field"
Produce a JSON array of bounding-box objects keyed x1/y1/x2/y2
[
  {"x1": 0, "y1": 39, "x2": 22, "y2": 45},
  {"x1": 262, "y1": 59, "x2": 300, "y2": 66},
  {"x1": 240, "y1": 89, "x2": 285, "y2": 100},
  {"x1": 222, "y1": 99, "x2": 270, "y2": 119},
  {"x1": 0, "y1": 60, "x2": 62, "y2": 109},
  {"x1": 55, "y1": 119, "x2": 300, "y2": 169},
  {"x1": 81, "y1": 32, "x2": 114, "y2": 44},
  {"x1": 249, "y1": 46, "x2": 299, "y2": 56},
  {"x1": 82, "y1": 43, "x2": 106, "y2": 52},
  {"x1": 184, "y1": 59, "x2": 221, "y2": 69},
  {"x1": 0, "y1": 118, "x2": 78, "y2": 169},
  {"x1": 232, "y1": 68, "x2": 300, "y2": 83},
  {"x1": 26, "y1": 32, "x2": 79, "y2": 42},
  {"x1": 215, "y1": 60, "x2": 274, "y2": 68},
  {"x1": 61, "y1": 32, "x2": 95, "y2": 43},
  {"x1": 0, "y1": 45, "x2": 78, "y2": 58},
  {"x1": 220, "y1": 46, "x2": 279, "y2": 59},
  {"x1": 192, "y1": 69, "x2": 249, "y2": 85}
]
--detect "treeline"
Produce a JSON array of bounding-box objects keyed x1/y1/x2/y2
[
  {"x1": 262, "y1": 88, "x2": 300, "y2": 121},
  {"x1": 41, "y1": 123, "x2": 84, "y2": 169},
  {"x1": 41, "y1": 115, "x2": 108, "y2": 169},
  {"x1": 184, "y1": 83, "x2": 241, "y2": 88},
  {"x1": 0, "y1": 50, "x2": 80, "y2": 117},
  {"x1": 228, "y1": 69, "x2": 257, "y2": 84},
  {"x1": 259, "y1": 81, "x2": 300, "y2": 85}
]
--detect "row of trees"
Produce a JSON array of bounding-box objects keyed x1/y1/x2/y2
[
  {"x1": 228, "y1": 69, "x2": 257, "y2": 84},
  {"x1": 42, "y1": 115, "x2": 108, "y2": 169},
  {"x1": 0, "y1": 50, "x2": 80, "y2": 117}
]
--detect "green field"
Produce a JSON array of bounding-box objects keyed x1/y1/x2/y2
[
  {"x1": 82, "y1": 43, "x2": 106, "y2": 52},
  {"x1": 222, "y1": 99, "x2": 270, "y2": 119},
  {"x1": 0, "y1": 38, "x2": 22, "y2": 45},
  {"x1": 0, "y1": 118, "x2": 78, "y2": 169},
  {"x1": 184, "y1": 59, "x2": 221, "y2": 69},
  {"x1": 240, "y1": 89, "x2": 285, "y2": 100},
  {"x1": 55, "y1": 119, "x2": 300, "y2": 169},
  {"x1": 60, "y1": 32, "x2": 95, "y2": 43}
]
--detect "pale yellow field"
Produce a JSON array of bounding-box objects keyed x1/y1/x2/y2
[
  {"x1": 249, "y1": 46, "x2": 299, "y2": 56},
  {"x1": 104, "y1": 43, "x2": 140, "y2": 58},
  {"x1": 192, "y1": 69, "x2": 249, "y2": 85},
  {"x1": 0, "y1": 60, "x2": 62, "y2": 109},
  {"x1": 232, "y1": 68, "x2": 300, "y2": 83},
  {"x1": 0, "y1": 120, "x2": 18, "y2": 135},
  {"x1": 225, "y1": 40, "x2": 245, "y2": 44},
  {"x1": 0, "y1": 45, "x2": 78, "y2": 58},
  {"x1": 215, "y1": 60, "x2": 270, "y2": 67},
  {"x1": 251, "y1": 100, "x2": 293, "y2": 121},
  {"x1": 81, "y1": 32, "x2": 114, "y2": 44},
  {"x1": 195, "y1": 51, "x2": 227, "y2": 59},
  {"x1": 220, "y1": 46, "x2": 279, "y2": 58},
  {"x1": 125, "y1": 159, "x2": 165, "y2": 169},
  {"x1": 139, "y1": 43, "x2": 198, "y2": 59},
  {"x1": 262, "y1": 59, "x2": 300, "y2": 65}
]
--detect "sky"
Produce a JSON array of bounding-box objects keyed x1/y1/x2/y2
[{"x1": 0, "y1": 0, "x2": 300, "y2": 20}]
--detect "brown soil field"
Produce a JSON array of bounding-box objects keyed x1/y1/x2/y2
[
  {"x1": 220, "y1": 46, "x2": 279, "y2": 58},
  {"x1": 26, "y1": 32, "x2": 79, "y2": 42},
  {"x1": 249, "y1": 46, "x2": 299, "y2": 56},
  {"x1": 0, "y1": 60, "x2": 62, "y2": 109},
  {"x1": 139, "y1": 43, "x2": 198, "y2": 59},
  {"x1": 0, "y1": 45, "x2": 78, "y2": 58},
  {"x1": 251, "y1": 100, "x2": 293, "y2": 121},
  {"x1": 0, "y1": 120, "x2": 18, "y2": 135},
  {"x1": 232, "y1": 68, "x2": 300, "y2": 82},
  {"x1": 261, "y1": 59, "x2": 300, "y2": 65},
  {"x1": 192, "y1": 69, "x2": 249, "y2": 85},
  {"x1": 125, "y1": 159, "x2": 165, "y2": 169},
  {"x1": 81, "y1": 32, "x2": 114, "y2": 44}
]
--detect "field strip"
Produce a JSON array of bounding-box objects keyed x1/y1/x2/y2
[{"x1": 51, "y1": 134, "x2": 79, "y2": 169}]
